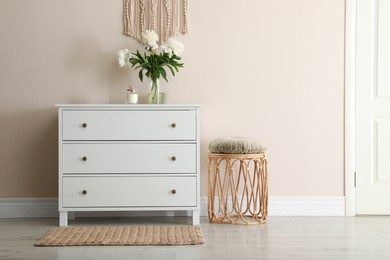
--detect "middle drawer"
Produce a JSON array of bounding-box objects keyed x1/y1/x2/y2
[{"x1": 62, "y1": 143, "x2": 196, "y2": 174}]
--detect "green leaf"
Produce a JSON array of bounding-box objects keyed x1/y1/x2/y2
[
  {"x1": 166, "y1": 64, "x2": 176, "y2": 77},
  {"x1": 139, "y1": 70, "x2": 143, "y2": 82},
  {"x1": 172, "y1": 65, "x2": 179, "y2": 72},
  {"x1": 160, "y1": 67, "x2": 168, "y2": 82}
]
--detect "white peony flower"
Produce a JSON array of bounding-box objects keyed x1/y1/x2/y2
[
  {"x1": 117, "y1": 49, "x2": 132, "y2": 68},
  {"x1": 161, "y1": 38, "x2": 184, "y2": 57},
  {"x1": 142, "y1": 30, "x2": 159, "y2": 51},
  {"x1": 117, "y1": 49, "x2": 129, "y2": 59}
]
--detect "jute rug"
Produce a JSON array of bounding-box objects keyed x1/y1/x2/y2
[{"x1": 35, "y1": 226, "x2": 205, "y2": 247}]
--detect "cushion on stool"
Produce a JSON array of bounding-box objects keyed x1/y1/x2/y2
[{"x1": 209, "y1": 136, "x2": 266, "y2": 154}]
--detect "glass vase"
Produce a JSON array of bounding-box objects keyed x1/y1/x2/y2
[{"x1": 148, "y1": 78, "x2": 163, "y2": 104}]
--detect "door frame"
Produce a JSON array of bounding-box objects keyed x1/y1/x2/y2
[{"x1": 345, "y1": 0, "x2": 356, "y2": 216}]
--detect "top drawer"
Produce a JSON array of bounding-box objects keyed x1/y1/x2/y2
[{"x1": 62, "y1": 110, "x2": 196, "y2": 141}]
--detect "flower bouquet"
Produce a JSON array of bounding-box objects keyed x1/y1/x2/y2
[{"x1": 118, "y1": 30, "x2": 184, "y2": 104}]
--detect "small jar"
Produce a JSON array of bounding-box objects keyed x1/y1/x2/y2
[
  {"x1": 126, "y1": 92, "x2": 138, "y2": 104},
  {"x1": 126, "y1": 87, "x2": 138, "y2": 104}
]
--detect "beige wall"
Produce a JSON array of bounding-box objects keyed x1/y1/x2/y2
[{"x1": 0, "y1": 0, "x2": 344, "y2": 198}]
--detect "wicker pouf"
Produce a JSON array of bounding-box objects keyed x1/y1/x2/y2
[{"x1": 208, "y1": 137, "x2": 268, "y2": 224}]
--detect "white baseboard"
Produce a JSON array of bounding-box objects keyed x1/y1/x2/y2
[
  {"x1": 0, "y1": 196, "x2": 345, "y2": 219},
  {"x1": 0, "y1": 198, "x2": 58, "y2": 218},
  {"x1": 267, "y1": 196, "x2": 345, "y2": 216},
  {"x1": 201, "y1": 196, "x2": 345, "y2": 217}
]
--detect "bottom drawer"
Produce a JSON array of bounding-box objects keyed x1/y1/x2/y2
[{"x1": 62, "y1": 176, "x2": 196, "y2": 207}]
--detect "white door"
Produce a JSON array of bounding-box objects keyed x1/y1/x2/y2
[{"x1": 356, "y1": 0, "x2": 390, "y2": 214}]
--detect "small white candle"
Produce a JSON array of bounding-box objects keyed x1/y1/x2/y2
[{"x1": 126, "y1": 93, "x2": 138, "y2": 104}]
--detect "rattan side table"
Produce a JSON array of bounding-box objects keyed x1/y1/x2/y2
[{"x1": 208, "y1": 152, "x2": 268, "y2": 224}]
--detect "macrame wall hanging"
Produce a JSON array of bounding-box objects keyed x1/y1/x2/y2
[{"x1": 123, "y1": 0, "x2": 189, "y2": 44}]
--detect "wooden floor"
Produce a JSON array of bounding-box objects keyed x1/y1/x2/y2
[{"x1": 1, "y1": 216, "x2": 390, "y2": 259}]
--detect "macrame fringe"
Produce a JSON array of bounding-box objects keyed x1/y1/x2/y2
[
  {"x1": 123, "y1": 0, "x2": 189, "y2": 43},
  {"x1": 180, "y1": 0, "x2": 189, "y2": 34}
]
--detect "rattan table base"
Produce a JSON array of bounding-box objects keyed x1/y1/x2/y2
[{"x1": 208, "y1": 153, "x2": 268, "y2": 224}]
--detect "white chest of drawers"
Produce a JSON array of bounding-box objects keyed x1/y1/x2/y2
[{"x1": 56, "y1": 104, "x2": 200, "y2": 226}]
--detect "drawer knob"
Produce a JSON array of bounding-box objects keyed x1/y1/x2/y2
[
  {"x1": 171, "y1": 123, "x2": 176, "y2": 128},
  {"x1": 82, "y1": 156, "x2": 88, "y2": 161},
  {"x1": 171, "y1": 189, "x2": 177, "y2": 194},
  {"x1": 171, "y1": 156, "x2": 176, "y2": 161},
  {"x1": 82, "y1": 190, "x2": 87, "y2": 195},
  {"x1": 82, "y1": 123, "x2": 88, "y2": 128}
]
